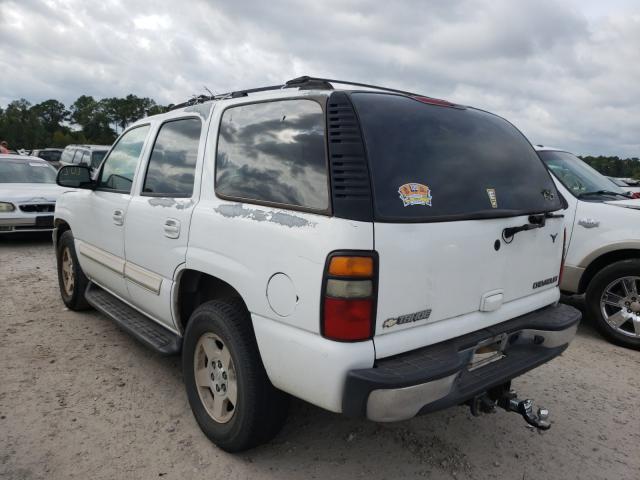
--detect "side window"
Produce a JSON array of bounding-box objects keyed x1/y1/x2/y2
[
  {"x1": 71, "y1": 149, "x2": 82, "y2": 164},
  {"x1": 80, "y1": 151, "x2": 90, "y2": 166},
  {"x1": 215, "y1": 99, "x2": 328, "y2": 211},
  {"x1": 142, "y1": 118, "x2": 201, "y2": 197},
  {"x1": 98, "y1": 125, "x2": 150, "y2": 193}
]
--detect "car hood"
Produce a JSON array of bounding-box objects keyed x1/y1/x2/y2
[
  {"x1": 604, "y1": 199, "x2": 640, "y2": 210},
  {"x1": 0, "y1": 183, "x2": 65, "y2": 203}
]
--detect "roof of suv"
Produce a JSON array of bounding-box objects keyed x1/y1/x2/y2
[
  {"x1": 64, "y1": 144, "x2": 110, "y2": 151},
  {"x1": 137, "y1": 76, "x2": 462, "y2": 125}
]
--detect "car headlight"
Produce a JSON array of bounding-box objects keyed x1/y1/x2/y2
[{"x1": 0, "y1": 202, "x2": 16, "y2": 212}]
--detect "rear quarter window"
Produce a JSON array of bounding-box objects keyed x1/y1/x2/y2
[
  {"x1": 215, "y1": 99, "x2": 329, "y2": 211},
  {"x1": 351, "y1": 93, "x2": 562, "y2": 221}
]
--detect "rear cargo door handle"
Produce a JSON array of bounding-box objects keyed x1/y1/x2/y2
[
  {"x1": 163, "y1": 218, "x2": 181, "y2": 239},
  {"x1": 112, "y1": 209, "x2": 124, "y2": 226}
]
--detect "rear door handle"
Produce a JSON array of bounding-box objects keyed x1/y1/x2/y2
[
  {"x1": 163, "y1": 218, "x2": 181, "y2": 239},
  {"x1": 112, "y1": 209, "x2": 124, "y2": 226}
]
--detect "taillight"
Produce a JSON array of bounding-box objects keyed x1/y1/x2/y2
[
  {"x1": 321, "y1": 252, "x2": 377, "y2": 341},
  {"x1": 631, "y1": 192, "x2": 640, "y2": 199},
  {"x1": 558, "y1": 228, "x2": 567, "y2": 286}
]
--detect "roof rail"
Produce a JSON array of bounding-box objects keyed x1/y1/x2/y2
[
  {"x1": 285, "y1": 76, "x2": 421, "y2": 96},
  {"x1": 169, "y1": 76, "x2": 445, "y2": 111}
]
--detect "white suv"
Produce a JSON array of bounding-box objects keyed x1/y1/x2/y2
[
  {"x1": 537, "y1": 146, "x2": 640, "y2": 349},
  {"x1": 53, "y1": 77, "x2": 580, "y2": 451}
]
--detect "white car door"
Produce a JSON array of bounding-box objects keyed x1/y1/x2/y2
[
  {"x1": 72, "y1": 125, "x2": 151, "y2": 300},
  {"x1": 123, "y1": 116, "x2": 205, "y2": 330}
]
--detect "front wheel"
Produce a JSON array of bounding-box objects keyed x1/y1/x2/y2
[
  {"x1": 586, "y1": 259, "x2": 640, "y2": 350},
  {"x1": 182, "y1": 299, "x2": 289, "y2": 452},
  {"x1": 56, "y1": 230, "x2": 90, "y2": 310}
]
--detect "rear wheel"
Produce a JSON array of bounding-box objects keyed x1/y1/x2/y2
[
  {"x1": 586, "y1": 259, "x2": 640, "y2": 349},
  {"x1": 56, "y1": 230, "x2": 90, "y2": 310},
  {"x1": 182, "y1": 299, "x2": 289, "y2": 452}
]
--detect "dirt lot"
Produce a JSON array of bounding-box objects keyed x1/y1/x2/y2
[{"x1": 1, "y1": 236, "x2": 639, "y2": 480}]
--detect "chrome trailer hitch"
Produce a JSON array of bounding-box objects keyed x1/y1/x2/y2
[{"x1": 468, "y1": 382, "x2": 551, "y2": 431}]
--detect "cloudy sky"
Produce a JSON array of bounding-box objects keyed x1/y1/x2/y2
[{"x1": 1, "y1": 0, "x2": 639, "y2": 157}]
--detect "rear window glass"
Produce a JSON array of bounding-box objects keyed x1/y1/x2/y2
[
  {"x1": 143, "y1": 118, "x2": 201, "y2": 197},
  {"x1": 0, "y1": 161, "x2": 57, "y2": 183},
  {"x1": 351, "y1": 93, "x2": 562, "y2": 221},
  {"x1": 215, "y1": 99, "x2": 329, "y2": 211}
]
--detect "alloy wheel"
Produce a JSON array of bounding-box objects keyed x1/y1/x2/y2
[
  {"x1": 193, "y1": 333, "x2": 238, "y2": 423},
  {"x1": 600, "y1": 276, "x2": 640, "y2": 338}
]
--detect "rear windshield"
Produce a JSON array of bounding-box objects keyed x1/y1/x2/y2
[
  {"x1": 0, "y1": 161, "x2": 57, "y2": 183},
  {"x1": 351, "y1": 93, "x2": 562, "y2": 221}
]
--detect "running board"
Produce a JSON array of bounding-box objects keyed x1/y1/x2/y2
[{"x1": 85, "y1": 283, "x2": 181, "y2": 355}]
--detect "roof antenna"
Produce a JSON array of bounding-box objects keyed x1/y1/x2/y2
[{"x1": 203, "y1": 86, "x2": 215, "y2": 98}]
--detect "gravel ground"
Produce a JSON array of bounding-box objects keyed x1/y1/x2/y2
[{"x1": 1, "y1": 235, "x2": 639, "y2": 480}]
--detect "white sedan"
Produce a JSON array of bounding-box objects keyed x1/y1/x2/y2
[{"x1": 0, "y1": 154, "x2": 66, "y2": 234}]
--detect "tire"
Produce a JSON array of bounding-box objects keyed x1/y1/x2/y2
[
  {"x1": 585, "y1": 259, "x2": 640, "y2": 350},
  {"x1": 56, "y1": 230, "x2": 90, "y2": 310},
  {"x1": 182, "y1": 299, "x2": 289, "y2": 452}
]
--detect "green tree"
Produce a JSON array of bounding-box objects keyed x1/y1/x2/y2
[{"x1": 31, "y1": 99, "x2": 69, "y2": 135}]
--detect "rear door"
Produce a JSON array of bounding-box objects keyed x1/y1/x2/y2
[
  {"x1": 350, "y1": 93, "x2": 565, "y2": 350},
  {"x1": 123, "y1": 116, "x2": 204, "y2": 329}
]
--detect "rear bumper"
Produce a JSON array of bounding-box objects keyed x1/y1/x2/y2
[{"x1": 343, "y1": 303, "x2": 581, "y2": 422}]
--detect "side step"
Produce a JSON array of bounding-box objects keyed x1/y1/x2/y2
[{"x1": 85, "y1": 283, "x2": 182, "y2": 355}]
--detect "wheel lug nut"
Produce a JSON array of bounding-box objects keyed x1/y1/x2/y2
[
  {"x1": 215, "y1": 385, "x2": 220, "y2": 392},
  {"x1": 222, "y1": 372, "x2": 227, "y2": 380},
  {"x1": 627, "y1": 309, "x2": 632, "y2": 313},
  {"x1": 210, "y1": 373, "x2": 215, "y2": 380},
  {"x1": 217, "y1": 361, "x2": 222, "y2": 368},
  {"x1": 222, "y1": 384, "x2": 226, "y2": 391}
]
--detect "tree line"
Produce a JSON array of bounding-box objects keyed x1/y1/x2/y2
[
  {"x1": 580, "y1": 155, "x2": 640, "y2": 180},
  {"x1": 0, "y1": 95, "x2": 171, "y2": 149}
]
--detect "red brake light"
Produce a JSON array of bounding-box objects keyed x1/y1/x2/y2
[
  {"x1": 412, "y1": 95, "x2": 455, "y2": 107},
  {"x1": 323, "y1": 298, "x2": 373, "y2": 341},
  {"x1": 321, "y1": 252, "x2": 377, "y2": 342},
  {"x1": 558, "y1": 228, "x2": 567, "y2": 286},
  {"x1": 631, "y1": 192, "x2": 640, "y2": 199}
]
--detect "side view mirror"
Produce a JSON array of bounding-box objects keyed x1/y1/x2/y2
[{"x1": 57, "y1": 165, "x2": 95, "y2": 189}]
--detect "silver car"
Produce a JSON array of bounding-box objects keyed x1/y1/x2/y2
[{"x1": 0, "y1": 154, "x2": 65, "y2": 233}]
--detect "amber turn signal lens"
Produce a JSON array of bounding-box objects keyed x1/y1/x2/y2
[{"x1": 328, "y1": 256, "x2": 374, "y2": 277}]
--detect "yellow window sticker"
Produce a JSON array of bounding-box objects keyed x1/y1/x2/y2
[{"x1": 486, "y1": 188, "x2": 498, "y2": 208}]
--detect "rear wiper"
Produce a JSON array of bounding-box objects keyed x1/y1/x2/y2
[
  {"x1": 502, "y1": 214, "x2": 547, "y2": 241},
  {"x1": 578, "y1": 190, "x2": 628, "y2": 199}
]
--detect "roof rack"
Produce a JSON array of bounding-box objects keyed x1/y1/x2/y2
[
  {"x1": 170, "y1": 76, "x2": 442, "y2": 111},
  {"x1": 285, "y1": 76, "x2": 421, "y2": 96}
]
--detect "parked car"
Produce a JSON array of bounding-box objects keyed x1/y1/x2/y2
[
  {"x1": 59, "y1": 144, "x2": 110, "y2": 175},
  {"x1": 608, "y1": 176, "x2": 640, "y2": 198},
  {"x1": 53, "y1": 76, "x2": 580, "y2": 451},
  {"x1": 31, "y1": 148, "x2": 64, "y2": 169},
  {"x1": 0, "y1": 154, "x2": 65, "y2": 234},
  {"x1": 537, "y1": 146, "x2": 640, "y2": 349}
]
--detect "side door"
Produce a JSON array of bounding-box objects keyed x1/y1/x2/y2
[
  {"x1": 123, "y1": 116, "x2": 204, "y2": 330},
  {"x1": 72, "y1": 125, "x2": 151, "y2": 301}
]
